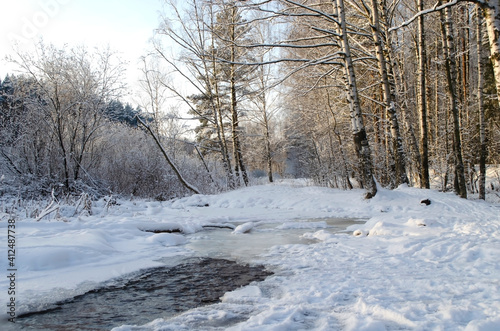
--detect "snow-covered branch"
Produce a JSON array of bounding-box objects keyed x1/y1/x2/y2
[
  {"x1": 136, "y1": 116, "x2": 201, "y2": 195},
  {"x1": 389, "y1": 0, "x2": 487, "y2": 32}
]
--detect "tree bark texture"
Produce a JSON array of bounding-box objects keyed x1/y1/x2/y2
[
  {"x1": 229, "y1": 4, "x2": 249, "y2": 186},
  {"x1": 484, "y1": 0, "x2": 500, "y2": 108},
  {"x1": 336, "y1": 0, "x2": 377, "y2": 198},
  {"x1": 418, "y1": 0, "x2": 430, "y2": 189},
  {"x1": 440, "y1": 4, "x2": 467, "y2": 198},
  {"x1": 477, "y1": 5, "x2": 487, "y2": 200},
  {"x1": 368, "y1": 0, "x2": 408, "y2": 187},
  {"x1": 137, "y1": 116, "x2": 201, "y2": 195}
]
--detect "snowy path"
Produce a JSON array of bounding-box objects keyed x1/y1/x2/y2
[{"x1": 1, "y1": 183, "x2": 499, "y2": 330}]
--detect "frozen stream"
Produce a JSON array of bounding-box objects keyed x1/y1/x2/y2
[
  {"x1": 14, "y1": 217, "x2": 363, "y2": 330},
  {"x1": 185, "y1": 217, "x2": 365, "y2": 263}
]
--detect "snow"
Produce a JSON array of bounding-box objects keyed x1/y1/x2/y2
[
  {"x1": 221, "y1": 286, "x2": 264, "y2": 304},
  {"x1": 233, "y1": 222, "x2": 255, "y2": 234},
  {"x1": 1, "y1": 181, "x2": 499, "y2": 330}
]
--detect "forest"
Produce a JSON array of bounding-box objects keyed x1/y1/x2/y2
[{"x1": 1, "y1": 0, "x2": 499, "y2": 201}]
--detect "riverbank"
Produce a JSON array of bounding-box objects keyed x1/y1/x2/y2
[{"x1": 1, "y1": 182, "x2": 499, "y2": 330}]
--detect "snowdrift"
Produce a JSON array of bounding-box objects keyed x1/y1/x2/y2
[{"x1": 0, "y1": 182, "x2": 499, "y2": 330}]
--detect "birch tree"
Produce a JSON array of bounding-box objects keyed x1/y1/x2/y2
[
  {"x1": 483, "y1": 0, "x2": 500, "y2": 107},
  {"x1": 213, "y1": 2, "x2": 253, "y2": 186},
  {"x1": 335, "y1": 0, "x2": 378, "y2": 197},
  {"x1": 393, "y1": 0, "x2": 500, "y2": 109},
  {"x1": 438, "y1": 3, "x2": 467, "y2": 198},
  {"x1": 365, "y1": 0, "x2": 409, "y2": 187},
  {"x1": 477, "y1": 5, "x2": 487, "y2": 200},
  {"x1": 417, "y1": 0, "x2": 431, "y2": 189}
]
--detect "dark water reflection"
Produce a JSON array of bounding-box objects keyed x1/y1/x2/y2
[{"x1": 16, "y1": 258, "x2": 272, "y2": 331}]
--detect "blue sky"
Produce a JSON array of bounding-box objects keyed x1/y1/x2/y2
[{"x1": 1, "y1": 0, "x2": 163, "y2": 88}]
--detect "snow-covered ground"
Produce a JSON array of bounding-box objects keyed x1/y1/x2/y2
[{"x1": 1, "y1": 180, "x2": 499, "y2": 330}]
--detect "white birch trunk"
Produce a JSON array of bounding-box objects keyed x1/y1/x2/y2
[
  {"x1": 335, "y1": 0, "x2": 377, "y2": 198},
  {"x1": 440, "y1": 4, "x2": 467, "y2": 198},
  {"x1": 484, "y1": 0, "x2": 500, "y2": 108},
  {"x1": 368, "y1": 0, "x2": 408, "y2": 187}
]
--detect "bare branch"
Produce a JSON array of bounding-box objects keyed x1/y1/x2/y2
[
  {"x1": 136, "y1": 116, "x2": 201, "y2": 195},
  {"x1": 389, "y1": 0, "x2": 486, "y2": 32}
]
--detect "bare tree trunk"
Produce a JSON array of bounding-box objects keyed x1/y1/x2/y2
[
  {"x1": 477, "y1": 5, "x2": 487, "y2": 200},
  {"x1": 230, "y1": 66, "x2": 249, "y2": 186},
  {"x1": 194, "y1": 143, "x2": 217, "y2": 185},
  {"x1": 390, "y1": 0, "x2": 500, "y2": 109},
  {"x1": 418, "y1": 0, "x2": 430, "y2": 189},
  {"x1": 137, "y1": 116, "x2": 200, "y2": 195},
  {"x1": 230, "y1": 6, "x2": 242, "y2": 183},
  {"x1": 440, "y1": 4, "x2": 467, "y2": 198},
  {"x1": 336, "y1": 0, "x2": 377, "y2": 198},
  {"x1": 262, "y1": 105, "x2": 274, "y2": 183},
  {"x1": 207, "y1": 12, "x2": 234, "y2": 187},
  {"x1": 228, "y1": 4, "x2": 248, "y2": 186},
  {"x1": 391, "y1": 29, "x2": 422, "y2": 185},
  {"x1": 253, "y1": 61, "x2": 274, "y2": 183},
  {"x1": 57, "y1": 115, "x2": 71, "y2": 191},
  {"x1": 399, "y1": 93, "x2": 422, "y2": 185},
  {"x1": 213, "y1": 84, "x2": 234, "y2": 186},
  {"x1": 368, "y1": 0, "x2": 408, "y2": 187},
  {"x1": 483, "y1": 0, "x2": 500, "y2": 108},
  {"x1": 156, "y1": 0, "x2": 235, "y2": 189}
]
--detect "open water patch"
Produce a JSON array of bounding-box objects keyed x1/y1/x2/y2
[
  {"x1": 15, "y1": 258, "x2": 272, "y2": 331},
  {"x1": 13, "y1": 217, "x2": 363, "y2": 330}
]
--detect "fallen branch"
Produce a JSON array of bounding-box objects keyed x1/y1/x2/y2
[
  {"x1": 36, "y1": 190, "x2": 60, "y2": 221},
  {"x1": 202, "y1": 224, "x2": 236, "y2": 230},
  {"x1": 136, "y1": 116, "x2": 200, "y2": 195}
]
